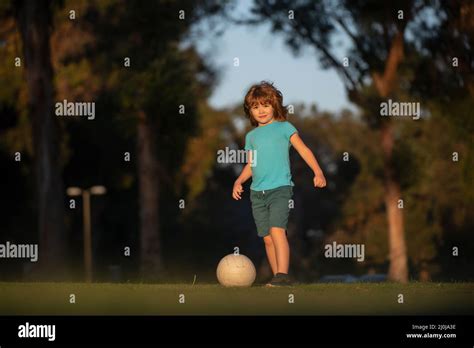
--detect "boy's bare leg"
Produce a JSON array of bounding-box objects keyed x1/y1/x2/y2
[
  {"x1": 263, "y1": 235, "x2": 278, "y2": 275},
  {"x1": 270, "y1": 227, "x2": 289, "y2": 274}
]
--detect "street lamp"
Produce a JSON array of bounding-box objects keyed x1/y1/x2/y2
[{"x1": 67, "y1": 185, "x2": 107, "y2": 283}]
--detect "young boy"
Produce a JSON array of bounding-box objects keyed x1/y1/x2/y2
[{"x1": 232, "y1": 81, "x2": 326, "y2": 287}]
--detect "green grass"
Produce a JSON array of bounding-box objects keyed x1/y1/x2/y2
[{"x1": 0, "y1": 282, "x2": 472, "y2": 315}]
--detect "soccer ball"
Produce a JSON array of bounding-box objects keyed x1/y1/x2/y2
[{"x1": 216, "y1": 254, "x2": 256, "y2": 287}]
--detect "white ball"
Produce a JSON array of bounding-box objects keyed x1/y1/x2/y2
[{"x1": 216, "y1": 254, "x2": 256, "y2": 287}]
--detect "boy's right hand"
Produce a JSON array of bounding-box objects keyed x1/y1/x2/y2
[{"x1": 232, "y1": 181, "x2": 244, "y2": 200}]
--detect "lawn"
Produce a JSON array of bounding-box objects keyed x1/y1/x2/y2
[{"x1": 0, "y1": 282, "x2": 472, "y2": 315}]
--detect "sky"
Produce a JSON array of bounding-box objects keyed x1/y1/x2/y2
[{"x1": 187, "y1": 1, "x2": 353, "y2": 114}]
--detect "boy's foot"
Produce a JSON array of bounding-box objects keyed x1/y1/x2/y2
[{"x1": 265, "y1": 273, "x2": 292, "y2": 287}]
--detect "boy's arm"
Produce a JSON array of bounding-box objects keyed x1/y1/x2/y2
[
  {"x1": 236, "y1": 162, "x2": 252, "y2": 184},
  {"x1": 236, "y1": 149, "x2": 253, "y2": 184},
  {"x1": 232, "y1": 151, "x2": 253, "y2": 200},
  {"x1": 290, "y1": 133, "x2": 327, "y2": 188}
]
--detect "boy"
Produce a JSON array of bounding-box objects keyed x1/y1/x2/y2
[{"x1": 232, "y1": 81, "x2": 326, "y2": 287}]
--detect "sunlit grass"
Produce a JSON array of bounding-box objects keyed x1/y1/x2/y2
[{"x1": 0, "y1": 282, "x2": 472, "y2": 315}]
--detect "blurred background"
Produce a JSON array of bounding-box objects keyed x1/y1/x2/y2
[{"x1": 0, "y1": 0, "x2": 472, "y2": 283}]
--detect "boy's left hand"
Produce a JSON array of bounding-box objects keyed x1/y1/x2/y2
[{"x1": 313, "y1": 172, "x2": 326, "y2": 188}]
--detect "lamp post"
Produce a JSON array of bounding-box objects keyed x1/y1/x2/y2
[{"x1": 67, "y1": 185, "x2": 107, "y2": 283}]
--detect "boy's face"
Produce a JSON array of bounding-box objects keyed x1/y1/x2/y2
[{"x1": 250, "y1": 101, "x2": 274, "y2": 126}]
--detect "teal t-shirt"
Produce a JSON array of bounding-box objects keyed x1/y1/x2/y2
[{"x1": 244, "y1": 120, "x2": 298, "y2": 191}]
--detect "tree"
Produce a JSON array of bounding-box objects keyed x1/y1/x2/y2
[
  {"x1": 1, "y1": 0, "x2": 235, "y2": 280},
  {"x1": 14, "y1": 0, "x2": 67, "y2": 277}
]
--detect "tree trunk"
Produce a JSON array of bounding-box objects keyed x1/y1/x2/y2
[
  {"x1": 137, "y1": 110, "x2": 163, "y2": 279},
  {"x1": 373, "y1": 31, "x2": 408, "y2": 283},
  {"x1": 381, "y1": 123, "x2": 408, "y2": 283},
  {"x1": 15, "y1": 0, "x2": 67, "y2": 278}
]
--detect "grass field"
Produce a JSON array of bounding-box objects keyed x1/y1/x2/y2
[{"x1": 0, "y1": 282, "x2": 472, "y2": 315}]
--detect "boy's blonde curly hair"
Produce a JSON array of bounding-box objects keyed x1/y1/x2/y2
[{"x1": 243, "y1": 81, "x2": 288, "y2": 127}]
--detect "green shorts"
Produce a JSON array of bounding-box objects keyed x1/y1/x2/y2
[{"x1": 250, "y1": 185, "x2": 293, "y2": 237}]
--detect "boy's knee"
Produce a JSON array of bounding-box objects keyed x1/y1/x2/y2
[{"x1": 263, "y1": 235, "x2": 273, "y2": 246}]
